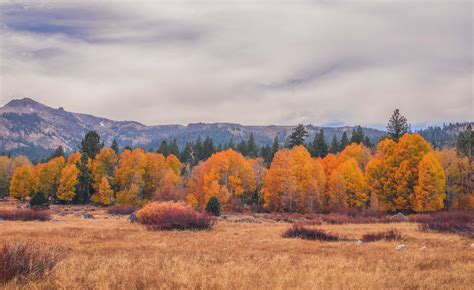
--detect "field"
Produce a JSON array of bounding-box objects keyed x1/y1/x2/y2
[{"x1": 1, "y1": 202, "x2": 473, "y2": 289}]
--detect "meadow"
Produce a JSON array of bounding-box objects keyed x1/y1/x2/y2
[{"x1": 1, "y1": 202, "x2": 473, "y2": 289}]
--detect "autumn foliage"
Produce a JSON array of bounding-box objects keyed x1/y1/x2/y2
[{"x1": 137, "y1": 201, "x2": 214, "y2": 231}]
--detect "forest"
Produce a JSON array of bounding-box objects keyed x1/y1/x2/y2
[{"x1": 1, "y1": 110, "x2": 473, "y2": 213}]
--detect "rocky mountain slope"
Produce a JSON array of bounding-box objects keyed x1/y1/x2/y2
[{"x1": 0, "y1": 98, "x2": 387, "y2": 159}]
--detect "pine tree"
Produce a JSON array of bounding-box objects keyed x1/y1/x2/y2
[
  {"x1": 387, "y1": 109, "x2": 409, "y2": 142},
  {"x1": 193, "y1": 137, "x2": 204, "y2": 161},
  {"x1": 340, "y1": 131, "x2": 349, "y2": 151},
  {"x1": 260, "y1": 145, "x2": 272, "y2": 165},
  {"x1": 158, "y1": 140, "x2": 169, "y2": 156},
  {"x1": 237, "y1": 140, "x2": 248, "y2": 156},
  {"x1": 205, "y1": 195, "x2": 221, "y2": 216},
  {"x1": 111, "y1": 139, "x2": 120, "y2": 154},
  {"x1": 271, "y1": 136, "x2": 280, "y2": 160},
  {"x1": 363, "y1": 136, "x2": 372, "y2": 148},
  {"x1": 289, "y1": 124, "x2": 308, "y2": 147},
  {"x1": 311, "y1": 129, "x2": 328, "y2": 158},
  {"x1": 227, "y1": 137, "x2": 235, "y2": 150},
  {"x1": 203, "y1": 137, "x2": 215, "y2": 159},
  {"x1": 350, "y1": 126, "x2": 365, "y2": 144},
  {"x1": 247, "y1": 133, "x2": 258, "y2": 158},
  {"x1": 180, "y1": 143, "x2": 194, "y2": 164},
  {"x1": 77, "y1": 131, "x2": 103, "y2": 203},
  {"x1": 169, "y1": 139, "x2": 180, "y2": 157},
  {"x1": 80, "y1": 131, "x2": 103, "y2": 160},
  {"x1": 49, "y1": 146, "x2": 65, "y2": 161},
  {"x1": 329, "y1": 135, "x2": 340, "y2": 154}
]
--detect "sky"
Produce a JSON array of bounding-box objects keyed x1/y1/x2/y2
[{"x1": 0, "y1": 0, "x2": 472, "y2": 128}]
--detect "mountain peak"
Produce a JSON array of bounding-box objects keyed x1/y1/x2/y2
[{"x1": 4, "y1": 98, "x2": 46, "y2": 109}]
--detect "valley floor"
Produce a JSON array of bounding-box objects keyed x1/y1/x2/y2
[{"x1": 1, "y1": 205, "x2": 473, "y2": 289}]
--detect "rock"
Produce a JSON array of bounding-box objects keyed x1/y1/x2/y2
[
  {"x1": 82, "y1": 213, "x2": 95, "y2": 219},
  {"x1": 396, "y1": 244, "x2": 407, "y2": 251},
  {"x1": 128, "y1": 212, "x2": 137, "y2": 223},
  {"x1": 390, "y1": 213, "x2": 409, "y2": 222},
  {"x1": 356, "y1": 240, "x2": 363, "y2": 245},
  {"x1": 470, "y1": 243, "x2": 474, "y2": 249}
]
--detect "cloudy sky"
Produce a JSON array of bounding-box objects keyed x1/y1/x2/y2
[{"x1": 0, "y1": 0, "x2": 472, "y2": 128}]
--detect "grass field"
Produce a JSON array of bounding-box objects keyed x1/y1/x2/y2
[{"x1": 1, "y1": 203, "x2": 473, "y2": 289}]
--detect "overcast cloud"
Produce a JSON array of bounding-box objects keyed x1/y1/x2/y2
[{"x1": 0, "y1": 0, "x2": 472, "y2": 128}]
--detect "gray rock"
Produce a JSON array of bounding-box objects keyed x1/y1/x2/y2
[
  {"x1": 396, "y1": 244, "x2": 407, "y2": 251},
  {"x1": 82, "y1": 213, "x2": 95, "y2": 219},
  {"x1": 390, "y1": 212, "x2": 409, "y2": 222},
  {"x1": 356, "y1": 240, "x2": 363, "y2": 245},
  {"x1": 128, "y1": 212, "x2": 137, "y2": 223}
]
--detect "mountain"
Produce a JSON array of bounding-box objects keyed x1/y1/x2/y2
[{"x1": 1, "y1": 98, "x2": 388, "y2": 160}]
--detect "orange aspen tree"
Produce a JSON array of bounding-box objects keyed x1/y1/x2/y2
[
  {"x1": 91, "y1": 176, "x2": 114, "y2": 205},
  {"x1": 57, "y1": 163, "x2": 79, "y2": 202},
  {"x1": 412, "y1": 152, "x2": 446, "y2": 211},
  {"x1": 91, "y1": 147, "x2": 117, "y2": 192},
  {"x1": 9, "y1": 164, "x2": 35, "y2": 201}
]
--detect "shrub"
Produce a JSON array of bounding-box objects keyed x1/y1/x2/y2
[
  {"x1": 361, "y1": 229, "x2": 401, "y2": 242},
  {"x1": 412, "y1": 211, "x2": 473, "y2": 237},
  {"x1": 137, "y1": 201, "x2": 215, "y2": 231},
  {"x1": 30, "y1": 191, "x2": 49, "y2": 209},
  {"x1": 321, "y1": 211, "x2": 392, "y2": 224},
  {"x1": 0, "y1": 209, "x2": 50, "y2": 221},
  {"x1": 205, "y1": 196, "x2": 221, "y2": 216},
  {"x1": 106, "y1": 205, "x2": 136, "y2": 215},
  {"x1": 282, "y1": 224, "x2": 340, "y2": 241},
  {"x1": 0, "y1": 241, "x2": 64, "y2": 284}
]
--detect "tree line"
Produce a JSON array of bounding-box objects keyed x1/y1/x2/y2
[{"x1": 0, "y1": 110, "x2": 472, "y2": 213}]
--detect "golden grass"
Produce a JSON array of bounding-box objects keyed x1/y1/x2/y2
[{"x1": 0, "y1": 205, "x2": 473, "y2": 289}]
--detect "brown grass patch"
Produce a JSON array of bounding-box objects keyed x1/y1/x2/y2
[
  {"x1": 0, "y1": 209, "x2": 50, "y2": 221},
  {"x1": 282, "y1": 224, "x2": 340, "y2": 241},
  {"x1": 361, "y1": 229, "x2": 402, "y2": 242},
  {"x1": 0, "y1": 242, "x2": 64, "y2": 284}
]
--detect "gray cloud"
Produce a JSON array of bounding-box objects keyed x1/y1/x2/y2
[{"x1": 0, "y1": 0, "x2": 472, "y2": 127}]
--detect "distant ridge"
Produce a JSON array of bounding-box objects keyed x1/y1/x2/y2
[{"x1": 0, "y1": 98, "x2": 467, "y2": 160}]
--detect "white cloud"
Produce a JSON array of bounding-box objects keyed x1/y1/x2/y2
[{"x1": 0, "y1": 0, "x2": 472, "y2": 126}]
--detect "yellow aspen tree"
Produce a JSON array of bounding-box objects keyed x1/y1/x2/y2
[
  {"x1": 34, "y1": 156, "x2": 65, "y2": 198},
  {"x1": 413, "y1": 152, "x2": 446, "y2": 211},
  {"x1": 9, "y1": 164, "x2": 34, "y2": 201},
  {"x1": 166, "y1": 154, "x2": 181, "y2": 175},
  {"x1": 91, "y1": 176, "x2": 113, "y2": 205},
  {"x1": 57, "y1": 164, "x2": 79, "y2": 202},
  {"x1": 91, "y1": 147, "x2": 117, "y2": 192},
  {"x1": 0, "y1": 156, "x2": 11, "y2": 197}
]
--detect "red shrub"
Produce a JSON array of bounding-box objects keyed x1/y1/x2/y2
[
  {"x1": 282, "y1": 224, "x2": 340, "y2": 241},
  {"x1": 0, "y1": 209, "x2": 50, "y2": 221},
  {"x1": 137, "y1": 202, "x2": 215, "y2": 231},
  {"x1": 106, "y1": 205, "x2": 136, "y2": 215},
  {"x1": 361, "y1": 229, "x2": 401, "y2": 242},
  {"x1": 412, "y1": 211, "x2": 473, "y2": 237},
  {"x1": 0, "y1": 242, "x2": 64, "y2": 284}
]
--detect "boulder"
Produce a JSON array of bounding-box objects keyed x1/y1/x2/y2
[
  {"x1": 390, "y1": 213, "x2": 409, "y2": 222},
  {"x1": 128, "y1": 212, "x2": 138, "y2": 223},
  {"x1": 82, "y1": 213, "x2": 95, "y2": 219},
  {"x1": 356, "y1": 240, "x2": 363, "y2": 245},
  {"x1": 396, "y1": 244, "x2": 407, "y2": 251}
]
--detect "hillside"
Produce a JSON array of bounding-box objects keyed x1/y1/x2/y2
[{"x1": 0, "y1": 98, "x2": 416, "y2": 159}]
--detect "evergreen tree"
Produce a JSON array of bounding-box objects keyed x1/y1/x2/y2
[
  {"x1": 456, "y1": 124, "x2": 473, "y2": 160},
  {"x1": 169, "y1": 139, "x2": 180, "y2": 157},
  {"x1": 311, "y1": 129, "x2": 328, "y2": 158},
  {"x1": 158, "y1": 140, "x2": 169, "y2": 156},
  {"x1": 260, "y1": 145, "x2": 272, "y2": 165},
  {"x1": 205, "y1": 196, "x2": 221, "y2": 216},
  {"x1": 387, "y1": 109, "x2": 409, "y2": 142},
  {"x1": 340, "y1": 131, "x2": 349, "y2": 151},
  {"x1": 289, "y1": 124, "x2": 308, "y2": 147},
  {"x1": 80, "y1": 131, "x2": 103, "y2": 160},
  {"x1": 180, "y1": 142, "x2": 194, "y2": 164},
  {"x1": 329, "y1": 134, "x2": 340, "y2": 154},
  {"x1": 202, "y1": 137, "x2": 215, "y2": 160},
  {"x1": 123, "y1": 145, "x2": 132, "y2": 151},
  {"x1": 237, "y1": 140, "x2": 248, "y2": 156},
  {"x1": 271, "y1": 136, "x2": 280, "y2": 161},
  {"x1": 227, "y1": 137, "x2": 235, "y2": 150},
  {"x1": 247, "y1": 133, "x2": 258, "y2": 158},
  {"x1": 363, "y1": 136, "x2": 372, "y2": 148},
  {"x1": 350, "y1": 126, "x2": 365, "y2": 144},
  {"x1": 193, "y1": 137, "x2": 204, "y2": 160},
  {"x1": 111, "y1": 139, "x2": 120, "y2": 154},
  {"x1": 49, "y1": 146, "x2": 65, "y2": 161},
  {"x1": 77, "y1": 131, "x2": 103, "y2": 204}
]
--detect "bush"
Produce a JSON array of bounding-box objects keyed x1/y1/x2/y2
[
  {"x1": 106, "y1": 205, "x2": 136, "y2": 215},
  {"x1": 205, "y1": 196, "x2": 221, "y2": 216},
  {"x1": 0, "y1": 241, "x2": 64, "y2": 284},
  {"x1": 412, "y1": 211, "x2": 473, "y2": 237},
  {"x1": 361, "y1": 229, "x2": 401, "y2": 242},
  {"x1": 30, "y1": 191, "x2": 49, "y2": 209},
  {"x1": 0, "y1": 209, "x2": 50, "y2": 221},
  {"x1": 137, "y1": 201, "x2": 215, "y2": 231},
  {"x1": 282, "y1": 224, "x2": 340, "y2": 241}
]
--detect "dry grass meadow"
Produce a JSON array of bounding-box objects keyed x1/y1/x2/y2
[{"x1": 1, "y1": 202, "x2": 473, "y2": 289}]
